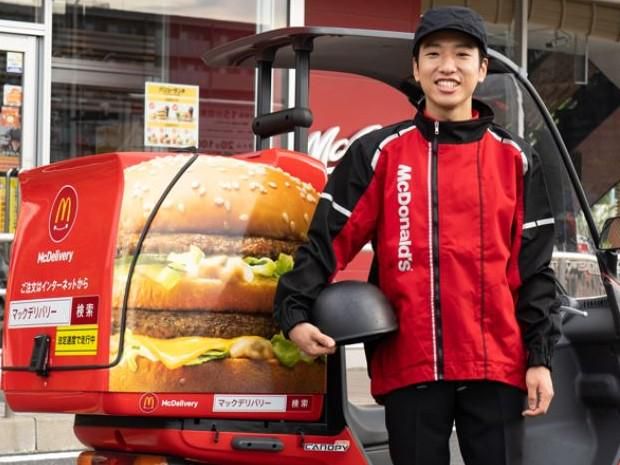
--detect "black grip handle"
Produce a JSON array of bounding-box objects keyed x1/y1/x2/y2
[
  {"x1": 252, "y1": 107, "x2": 313, "y2": 139},
  {"x1": 29, "y1": 334, "x2": 51, "y2": 377},
  {"x1": 231, "y1": 436, "x2": 284, "y2": 452}
]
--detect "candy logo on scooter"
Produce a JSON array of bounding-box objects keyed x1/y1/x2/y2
[
  {"x1": 49, "y1": 185, "x2": 78, "y2": 243},
  {"x1": 303, "y1": 440, "x2": 350, "y2": 452},
  {"x1": 138, "y1": 393, "x2": 159, "y2": 414}
]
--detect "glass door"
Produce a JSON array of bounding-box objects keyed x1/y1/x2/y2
[
  {"x1": 0, "y1": 34, "x2": 36, "y2": 364},
  {"x1": 0, "y1": 33, "x2": 36, "y2": 171}
]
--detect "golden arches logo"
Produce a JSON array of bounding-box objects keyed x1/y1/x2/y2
[
  {"x1": 138, "y1": 393, "x2": 159, "y2": 413},
  {"x1": 49, "y1": 185, "x2": 78, "y2": 243},
  {"x1": 55, "y1": 197, "x2": 72, "y2": 223}
]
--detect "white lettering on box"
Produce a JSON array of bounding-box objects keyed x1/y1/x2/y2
[
  {"x1": 8, "y1": 298, "x2": 72, "y2": 328},
  {"x1": 303, "y1": 440, "x2": 351, "y2": 452},
  {"x1": 36, "y1": 249, "x2": 74, "y2": 264},
  {"x1": 161, "y1": 399, "x2": 199, "y2": 409},
  {"x1": 213, "y1": 395, "x2": 287, "y2": 413}
]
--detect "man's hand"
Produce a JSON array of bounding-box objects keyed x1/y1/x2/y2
[
  {"x1": 288, "y1": 322, "x2": 336, "y2": 357},
  {"x1": 522, "y1": 366, "x2": 554, "y2": 417}
]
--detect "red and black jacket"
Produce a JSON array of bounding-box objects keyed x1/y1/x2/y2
[{"x1": 274, "y1": 100, "x2": 561, "y2": 396}]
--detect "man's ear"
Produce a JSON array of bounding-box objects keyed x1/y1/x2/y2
[
  {"x1": 412, "y1": 57, "x2": 420, "y2": 82},
  {"x1": 478, "y1": 56, "x2": 489, "y2": 83}
]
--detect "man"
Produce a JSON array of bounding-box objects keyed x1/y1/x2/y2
[
  {"x1": 7, "y1": 129, "x2": 21, "y2": 156},
  {"x1": 274, "y1": 6, "x2": 560, "y2": 465}
]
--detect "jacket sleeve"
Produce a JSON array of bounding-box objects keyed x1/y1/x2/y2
[
  {"x1": 517, "y1": 148, "x2": 562, "y2": 368},
  {"x1": 274, "y1": 138, "x2": 384, "y2": 337}
]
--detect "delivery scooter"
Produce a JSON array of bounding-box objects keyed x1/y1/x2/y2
[{"x1": 3, "y1": 27, "x2": 620, "y2": 465}]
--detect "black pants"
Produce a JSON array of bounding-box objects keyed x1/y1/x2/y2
[{"x1": 384, "y1": 381, "x2": 525, "y2": 465}]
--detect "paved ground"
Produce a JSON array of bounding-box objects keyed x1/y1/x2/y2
[{"x1": 0, "y1": 451, "x2": 81, "y2": 465}]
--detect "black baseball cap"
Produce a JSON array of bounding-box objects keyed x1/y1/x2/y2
[{"x1": 412, "y1": 6, "x2": 488, "y2": 58}]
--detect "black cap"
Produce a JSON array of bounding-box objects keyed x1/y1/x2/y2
[{"x1": 412, "y1": 6, "x2": 488, "y2": 58}]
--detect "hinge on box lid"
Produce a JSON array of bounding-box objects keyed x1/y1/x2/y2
[
  {"x1": 210, "y1": 423, "x2": 219, "y2": 444},
  {"x1": 297, "y1": 429, "x2": 305, "y2": 447}
]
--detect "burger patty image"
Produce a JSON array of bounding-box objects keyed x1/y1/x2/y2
[{"x1": 109, "y1": 154, "x2": 326, "y2": 393}]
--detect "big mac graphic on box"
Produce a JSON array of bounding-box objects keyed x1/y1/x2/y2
[
  {"x1": 2, "y1": 150, "x2": 327, "y2": 418},
  {"x1": 110, "y1": 155, "x2": 326, "y2": 393}
]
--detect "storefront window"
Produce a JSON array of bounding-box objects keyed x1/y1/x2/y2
[
  {"x1": 0, "y1": 50, "x2": 23, "y2": 169},
  {"x1": 50, "y1": 0, "x2": 288, "y2": 162},
  {"x1": 0, "y1": 0, "x2": 43, "y2": 23},
  {"x1": 424, "y1": 0, "x2": 519, "y2": 64}
]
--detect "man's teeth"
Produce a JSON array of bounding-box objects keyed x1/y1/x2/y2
[{"x1": 436, "y1": 80, "x2": 458, "y2": 89}]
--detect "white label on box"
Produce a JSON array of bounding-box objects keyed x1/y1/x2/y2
[
  {"x1": 8, "y1": 297, "x2": 72, "y2": 328},
  {"x1": 213, "y1": 395, "x2": 287, "y2": 413}
]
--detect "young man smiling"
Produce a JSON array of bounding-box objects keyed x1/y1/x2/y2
[{"x1": 275, "y1": 6, "x2": 560, "y2": 465}]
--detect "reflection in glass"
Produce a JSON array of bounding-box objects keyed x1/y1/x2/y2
[
  {"x1": 0, "y1": 50, "x2": 23, "y2": 170},
  {"x1": 476, "y1": 72, "x2": 605, "y2": 297},
  {"x1": 524, "y1": 25, "x2": 620, "y2": 296},
  {"x1": 528, "y1": 30, "x2": 620, "y2": 209},
  {"x1": 0, "y1": 0, "x2": 43, "y2": 23},
  {"x1": 50, "y1": 1, "x2": 288, "y2": 162}
]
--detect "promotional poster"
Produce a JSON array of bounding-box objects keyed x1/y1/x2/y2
[
  {"x1": 144, "y1": 82, "x2": 199, "y2": 149},
  {"x1": 110, "y1": 154, "x2": 327, "y2": 394}
]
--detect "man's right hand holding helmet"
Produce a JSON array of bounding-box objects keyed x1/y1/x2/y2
[{"x1": 289, "y1": 322, "x2": 337, "y2": 357}]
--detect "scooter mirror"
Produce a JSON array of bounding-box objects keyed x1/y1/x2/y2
[{"x1": 599, "y1": 216, "x2": 620, "y2": 251}]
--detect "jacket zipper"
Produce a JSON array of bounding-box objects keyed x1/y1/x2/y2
[
  {"x1": 431, "y1": 121, "x2": 444, "y2": 380},
  {"x1": 475, "y1": 142, "x2": 489, "y2": 377}
]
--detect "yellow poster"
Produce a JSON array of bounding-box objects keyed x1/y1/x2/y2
[
  {"x1": 0, "y1": 177, "x2": 18, "y2": 232},
  {"x1": 144, "y1": 82, "x2": 199, "y2": 149},
  {"x1": 55, "y1": 324, "x2": 98, "y2": 356}
]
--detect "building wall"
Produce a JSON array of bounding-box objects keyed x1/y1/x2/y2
[{"x1": 306, "y1": 0, "x2": 420, "y2": 31}]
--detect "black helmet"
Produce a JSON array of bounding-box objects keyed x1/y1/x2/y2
[{"x1": 311, "y1": 281, "x2": 398, "y2": 345}]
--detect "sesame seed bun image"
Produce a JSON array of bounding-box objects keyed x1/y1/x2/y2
[{"x1": 109, "y1": 154, "x2": 326, "y2": 394}]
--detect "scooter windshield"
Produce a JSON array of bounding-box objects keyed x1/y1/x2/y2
[{"x1": 475, "y1": 72, "x2": 603, "y2": 297}]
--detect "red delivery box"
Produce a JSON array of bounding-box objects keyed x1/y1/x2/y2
[{"x1": 1, "y1": 150, "x2": 328, "y2": 420}]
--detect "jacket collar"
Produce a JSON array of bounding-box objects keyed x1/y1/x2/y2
[{"x1": 413, "y1": 99, "x2": 494, "y2": 144}]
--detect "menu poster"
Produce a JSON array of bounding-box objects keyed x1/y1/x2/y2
[
  {"x1": 0, "y1": 107, "x2": 20, "y2": 129},
  {"x1": 3, "y1": 85, "x2": 22, "y2": 107},
  {"x1": 6, "y1": 52, "x2": 23, "y2": 74},
  {"x1": 144, "y1": 82, "x2": 199, "y2": 149}
]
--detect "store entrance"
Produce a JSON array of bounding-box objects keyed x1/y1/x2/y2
[
  {"x1": 0, "y1": 33, "x2": 36, "y2": 173},
  {"x1": 0, "y1": 33, "x2": 37, "y2": 350}
]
